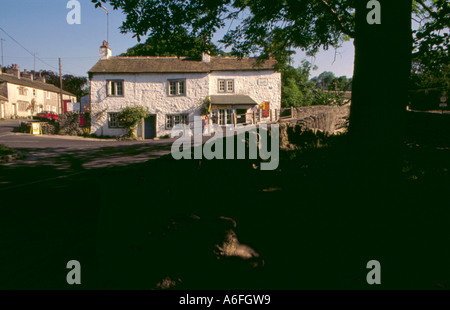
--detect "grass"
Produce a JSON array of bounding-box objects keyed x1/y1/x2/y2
[
  {"x1": 1, "y1": 112, "x2": 449, "y2": 290},
  {"x1": 0, "y1": 144, "x2": 15, "y2": 155}
]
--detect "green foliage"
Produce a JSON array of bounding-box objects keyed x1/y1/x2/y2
[
  {"x1": 281, "y1": 60, "x2": 317, "y2": 107},
  {"x1": 121, "y1": 32, "x2": 229, "y2": 59},
  {"x1": 0, "y1": 144, "x2": 15, "y2": 155},
  {"x1": 92, "y1": 0, "x2": 355, "y2": 62},
  {"x1": 40, "y1": 70, "x2": 88, "y2": 101},
  {"x1": 311, "y1": 89, "x2": 348, "y2": 106},
  {"x1": 410, "y1": 0, "x2": 449, "y2": 89},
  {"x1": 118, "y1": 106, "x2": 148, "y2": 137},
  {"x1": 200, "y1": 97, "x2": 212, "y2": 115},
  {"x1": 281, "y1": 63, "x2": 350, "y2": 107},
  {"x1": 58, "y1": 112, "x2": 90, "y2": 136}
]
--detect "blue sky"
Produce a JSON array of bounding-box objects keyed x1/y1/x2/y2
[{"x1": 0, "y1": 0, "x2": 354, "y2": 78}]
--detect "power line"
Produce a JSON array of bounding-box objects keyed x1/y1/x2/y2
[{"x1": 0, "y1": 26, "x2": 78, "y2": 75}]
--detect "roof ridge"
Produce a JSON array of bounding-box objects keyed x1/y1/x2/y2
[{"x1": 0, "y1": 74, "x2": 76, "y2": 96}]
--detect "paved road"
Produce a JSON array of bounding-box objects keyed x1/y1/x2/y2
[{"x1": 0, "y1": 120, "x2": 178, "y2": 169}]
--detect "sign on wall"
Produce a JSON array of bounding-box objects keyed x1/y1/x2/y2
[
  {"x1": 31, "y1": 123, "x2": 42, "y2": 135},
  {"x1": 258, "y1": 102, "x2": 270, "y2": 118}
]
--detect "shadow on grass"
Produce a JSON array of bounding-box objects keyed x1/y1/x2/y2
[{"x1": 1, "y1": 112, "x2": 450, "y2": 289}]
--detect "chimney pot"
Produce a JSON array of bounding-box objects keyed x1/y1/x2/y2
[{"x1": 202, "y1": 52, "x2": 211, "y2": 63}]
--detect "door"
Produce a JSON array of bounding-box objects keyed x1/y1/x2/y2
[{"x1": 144, "y1": 115, "x2": 156, "y2": 139}]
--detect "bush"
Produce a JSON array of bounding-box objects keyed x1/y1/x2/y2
[
  {"x1": 0, "y1": 144, "x2": 15, "y2": 155},
  {"x1": 118, "y1": 106, "x2": 148, "y2": 138},
  {"x1": 57, "y1": 112, "x2": 90, "y2": 136}
]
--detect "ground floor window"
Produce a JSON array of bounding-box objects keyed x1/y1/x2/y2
[
  {"x1": 108, "y1": 112, "x2": 123, "y2": 128},
  {"x1": 236, "y1": 109, "x2": 247, "y2": 124},
  {"x1": 211, "y1": 108, "x2": 232, "y2": 125},
  {"x1": 18, "y1": 101, "x2": 28, "y2": 112},
  {"x1": 166, "y1": 114, "x2": 189, "y2": 129}
]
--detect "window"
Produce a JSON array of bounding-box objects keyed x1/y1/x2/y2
[
  {"x1": 108, "y1": 112, "x2": 124, "y2": 128},
  {"x1": 18, "y1": 101, "x2": 28, "y2": 112},
  {"x1": 18, "y1": 87, "x2": 27, "y2": 96},
  {"x1": 33, "y1": 89, "x2": 36, "y2": 96},
  {"x1": 168, "y1": 80, "x2": 186, "y2": 96},
  {"x1": 46, "y1": 92, "x2": 51, "y2": 99},
  {"x1": 212, "y1": 108, "x2": 233, "y2": 125},
  {"x1": 218, "y1": 79, "x2": 234, "y2": 93},
  {"x1": 107, "y1": 80, "x2": 124, "y2": 97},
  {"x1": 166, "y1": 114, "x2": 189, "y2": 129}
]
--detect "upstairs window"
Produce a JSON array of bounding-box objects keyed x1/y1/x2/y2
[
  {"x1": 107, "y1": 80, "x2": 124, "y2": 97},
  {"x1": 18, "y1": 87, "x2": 27, "y2": 96},
  {"x1": 168, "y1": 80, "x2": 186, "y2": 96},
  {"x1": 218, "y1": 79, "x2": 234, "y2": 93},
  {"x1": 46, "y1": 91, "x2": 51, "y2": 99}
]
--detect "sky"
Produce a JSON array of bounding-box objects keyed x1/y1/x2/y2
[{"x1": 0, "y1": 0, "x2": 355, "y2": 79}]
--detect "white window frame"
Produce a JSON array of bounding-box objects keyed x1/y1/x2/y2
[
  {"x1": 107, "y1": 80, "x2": 124, "y2": 97},
  {"x1": 165, "y1": 114, "x2": 189, "y2": 129},
  {"x1": 218, "y1": 79, "x2": 234, "y2": 93},
  {"x1": 18, "y1": 87, "x2": 27, "y2": 96},
  {"x1": 212, "y1": 108, "x2": 233, "y2": 125},
  {"x1": 168, "y1": 79, "x2": 186, "y2": 96},
  {"x1": 46, "y1": 91, "x2": 51, "y2": 99},
  {"x1": 108, "y1": 112, "x2": 124, "y2": 128}
]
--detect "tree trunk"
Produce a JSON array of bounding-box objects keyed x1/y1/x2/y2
[{"x1": 349, "y1": 0, "x2": 412, "y2": 184}]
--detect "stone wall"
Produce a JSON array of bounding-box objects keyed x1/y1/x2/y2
[{"x1": 279, "y1": 104, "x2": 350, "y2": 150}]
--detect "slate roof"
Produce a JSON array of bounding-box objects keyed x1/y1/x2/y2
[
  {"x1": 88, "y1": 56, "x2": 278, "y2": 75},
  {"x1": 210, "y1": 95, "x2": 257, "y2": 105},
  {"x1": 0, "y1": 74, "x2": 75, "y2": 96}
]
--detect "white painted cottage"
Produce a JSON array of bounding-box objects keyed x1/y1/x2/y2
[
  {"x1": 88, "y1": 43, "x2": 281, "y2": 139},
  {"x1": 0, "y1": 65, "x2": 77, "y2": 119}
]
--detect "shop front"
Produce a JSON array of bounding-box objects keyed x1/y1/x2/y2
[{"x1": 209, "y1": 95, "x2": 258, "y2": 126}]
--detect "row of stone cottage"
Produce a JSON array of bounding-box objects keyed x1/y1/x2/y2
[{"x1": 0, "y1": 65, "x2": 77, "y2": 119}]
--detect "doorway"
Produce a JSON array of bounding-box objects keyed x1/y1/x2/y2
[{"x1": 144, "y1": 115, "x2": 157, "y2": 139}]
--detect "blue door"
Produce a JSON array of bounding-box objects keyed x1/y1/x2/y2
[{"x1": 144, "y1": 115, "x2": 156, "y2": 139}]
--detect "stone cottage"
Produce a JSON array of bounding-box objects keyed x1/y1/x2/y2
[
  {"x1": 0, "y1": 64, "x2": 76, "y2": 119},
  {"x1": 88, "y1": 42, "x2": 281, "y2": 138}
]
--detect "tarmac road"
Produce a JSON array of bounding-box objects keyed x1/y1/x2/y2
[{"x1": 0, "y1": 120, "x2": 178, "y2": 169}]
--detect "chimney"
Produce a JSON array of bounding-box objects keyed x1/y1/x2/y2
[
  {"x1": 22, "y1": 69, "x2": 33, "y2": 80},
  {"x1": 202, "y1": 52, "x2": 211, "y2": 63},
  {"x1": 14, "y1": 64, "x2": 20, "y2": 79},
  {"x1": 100, "y1": 41, "x2": 112, "y2": 60}
]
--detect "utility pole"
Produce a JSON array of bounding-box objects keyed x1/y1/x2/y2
[
  {"x1": 0, "y1": 38, "x2": 5, "y2": 68},
  {"x1": 101, "y1": 5, "x2": 109, "y2": 45},
  {"x1": 59, "y1": 58, "x2": 64, "y2": 114}
]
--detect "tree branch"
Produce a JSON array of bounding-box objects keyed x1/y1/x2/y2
[
  {"x1": 319, "y1": 0, "x2": 355, "y2": 38},
  {"x1": 415, "y1": 0, "x2": 439, "y2": 19}
]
